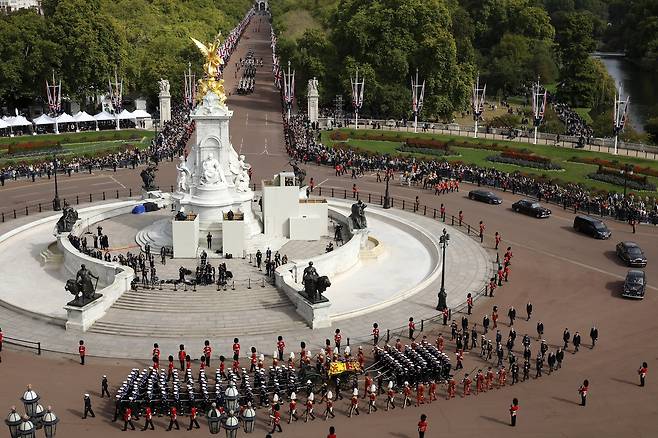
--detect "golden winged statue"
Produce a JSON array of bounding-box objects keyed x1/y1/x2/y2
[{"x1": 191, "y1": 33, "x2": 226, "y2": 105}]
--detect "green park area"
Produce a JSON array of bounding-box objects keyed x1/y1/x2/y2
[
  {"x1": 321, "y1": 129, "x2": 658, "y2": 197},
  {"x1": 0, "y1": 130, "x2": 154, "y2": 167}
]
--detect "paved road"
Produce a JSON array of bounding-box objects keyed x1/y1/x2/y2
[{"x1": 1, "y1": 13, "x2": 658, "y2": 438}]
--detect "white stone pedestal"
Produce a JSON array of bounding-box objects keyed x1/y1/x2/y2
[
  {"x1": 65, "y1": 299, "x2": 105, "y2": 332},
  {"x1": 222, "y1": 220, "x2": 245, "y2": 257},
  {"x1": 172, "y1": 215, "x2": 199, "y2": 258},
  {"x1": 307, "y1": 78, "x2": 319, "y2": 125},
  {"x1": 159, "y1": 92, "x2": 171, "y2": 125}
]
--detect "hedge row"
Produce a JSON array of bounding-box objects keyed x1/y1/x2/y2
[{"x1": 397, "y1": 145, "x2": 451, "y2": 157}]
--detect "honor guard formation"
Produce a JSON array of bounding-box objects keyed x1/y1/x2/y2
[{"x1": 236, "y1": 51, "x2": 260, "y2": 95}]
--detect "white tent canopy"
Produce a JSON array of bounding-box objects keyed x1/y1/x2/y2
[
  {"x1": 7, "y1": 115, "x2": 32, "y2": 126},
  {"x1": 132, "y1": 109, "x2": 152, "y2": 119},
  {"x1": 94, "y1": 111, "x2": 115, "y2": 121},
  {"x1": 117, "y1": 109, "x2": 136, "y2": 120},
  {"x1": 33, "y1": 114, "x2": 57, "y2": 125},
  {"x1": 73, "y1": 111, "x2": 96, "y2": 123},
  {"x1": 55, "y1": 113, "x2": 76, "y2": 124},
  {"x1": 0, "y1": 119, "x2": 8, "y2": 129}
]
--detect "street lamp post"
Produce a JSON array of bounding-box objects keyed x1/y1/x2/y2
[
  {"x1": 17, "y1": 417, "x2": 35, "y2": 438},
  {"x1": 621, "y1": 164, "x2": 634, "y2": 198},
  {"x1": 223, "y1": 411, "x2": 239, "y2": 438},
  {"x1": 52, "y1": 155, "x2": 61, "y2": 211},
  {"x1": 5, "y1": 407, "x2": 21, "y2": 438},
  {"x1": 41, "y1": 407, "x2": 59, "y2": 438},
  {"x1": 383, "y1": 167, "x2": 391, "y2": 209},
  {"x1": 436, "y1": 228, "x2": 450, "y2": 310},
  {"x1": 207, "y1": 403, "x2": 222, "y2": 435},
  {"x1": 20, "y1": 386, "x2": 39, "y2": 419},
  {"x1": 242, "y1": 403, "x2": 255, "y2": 433}
]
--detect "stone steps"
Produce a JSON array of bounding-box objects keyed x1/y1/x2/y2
[
  {"x1": 88, "y1": 311, "x2": 308, "y2": 338},
  {"x1": 39, "y1": 242, "x2": 63, "y2": 265}
]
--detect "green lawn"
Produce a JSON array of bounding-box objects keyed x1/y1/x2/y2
[
  {"x1": 0, "y1": 137, "x2": 151, "y2": 166},
  {"x1": 574, "y1": 108, "x2": 593, "y2": 124},
  {"x1": 0, "y1": 129, "x2": 153, "y2": 147},
  {"x1": 323, "y1": 129, "x2": 658, "y2": 196}
]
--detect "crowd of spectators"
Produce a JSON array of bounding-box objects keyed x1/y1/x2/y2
[
  {"x1": 283, "y1": 114, "x2": 658, "y2": 224},
  {"x1": 0, "y1": 106, "x2": 194, "y2": 185},
  {"x1": 553, "y1": 102, "x2": 594, "y2": 139}
]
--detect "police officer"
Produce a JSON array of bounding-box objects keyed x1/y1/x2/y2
[
  {"x1": 511, "y1": 362, "x2": 519, "y2": 385},
  {"x1": 555, "y1": 348, "x2": 564, "y2": 370},
  {"x1": 526, "y1": 302, "x2": 533, "y2": 321},
  {"x1": 536, "y1": 321, "x2": 544, "y2": 340},
  {"x1": 83, "y1": 394, "x2": 95, "y2": 419}
]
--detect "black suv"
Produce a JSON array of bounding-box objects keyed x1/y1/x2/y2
[
  {"x1": 573, "y1": 215, "x2": 611, "y2": 239},
  {"x1": 468, "y1": 189, "x2": 502, "y2": 205},
  {"x1": 616, "y1": 241, "x2": 648, "y2": 267},
  {"x1": 511, "y1": 199, "x2": 551, "y2": 218}
]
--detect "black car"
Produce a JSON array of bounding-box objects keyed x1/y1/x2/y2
[
  {"x1": 616, "y1": 241, "x2": 648, "y2": 267},
  {"x1": 511, "y1": 199, "x2": 551, "y2": 218},
  {"x1": 622, "y1": 269, "x2": 646, "y2": 299},
  {"x1": 573, "y1": 215, "x2": 611, "y2": 239},
  {"x1": 468, "y1": 189, "x2": 502, "y2": 205}
]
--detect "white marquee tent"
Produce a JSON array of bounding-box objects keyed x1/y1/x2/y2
[
  {"x1": 117, "y1": 109, "x2": 136, "y2": 120},
  {"x1": 93, "y1": 111, "x2": 115, "y2": 121},
  {"x1": 32, "y1": 114, "x2": 57, "y2": 125},
  {"x1": 73, "y1": 111, "x2": 96, "y2": 123}
]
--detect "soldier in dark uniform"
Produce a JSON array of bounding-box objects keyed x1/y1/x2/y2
[
  {"x1": 101, "y1": 375, "x2": 110, "y2": 398},
  {"x1": 511, "y1": 362, "x2": 519, "y2": 385},
  {"x1": 522, "y1": 360, "x2": 530, "y2": 381},
  {"x1": 535, "y1": 354, "x2": 543, "y2": 378},
  {"x1": 482, "y1": 315, "x2": 490, "y2": 334},
  {"x1": 507, "y1": 307, "x2": 516, "y2": 326},
  {"x1": 82, "y1": 394, "x2": 95, "y2": 419},
  {"x1": 207, "y1": 232, "x2": 212, "y2": 249},
  {"x1": 256, "y1": 250, "x2": 263, "y2": 270}
]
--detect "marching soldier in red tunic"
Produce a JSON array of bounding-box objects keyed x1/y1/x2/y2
[
  {"x1": 203, "y1": 340, "x2": 212, "y2": 367},
  {"x1": 385, "y1": 381, "x2": 396, "y2": 410},
  {"x1": 187, "y1": 406, "x2": 200, "y2": 430},
  {"x1": 638, "y1": 362, "x2": 648, "y2": 387},
  {"x1": 303, "y1": 392, "x2": 316, "y2": 422},
  {"x1": 462, "y1": 374, "x2": 472, "y2": 396},
  {"x1": 476, "y1": 369, "x2": 485, "y2": 395},
  {"x1": 486, "y1": 367, "x2": 495, "y2": 390},
  {"x1": 372, "y1": 323, "x2": 380, "y2": 345},
  {"x1": 152, "y1": 343, "x2": 160, "y2": 365},
  {"x1": 167, "y1": 355, "x2": 174, "y2": 381},
  {"x1": 277, "y1": 336, "x2": 285, "y2": 361},
  {"x1": 232, "y1": 338, "x2": 241, "y2": 360},
  {"x1": 402, "y1": 381, "x2": 412, "y2": 408},
  {"x1": 122, "y1": 406, "x2": 135, "y2": 431},
  {"x1": 166, "y1": 406, "x2": 179, "y2": 431},
  {"x1": 334, "y1": 329, "x2": 342, "y2": 353},
  {"x1": 141, "y1": 405, "x2": 154, "y2": 430},
  {"x1": 323, "y1": 391, "x2": 335, "y2": 419},
  {"x1": 250, "y1": 347, "x2": 258, "y2": 372},
  {"x1": 446, "y1": 377, "x2": 456, "y2": 399},
  {"x1": 498, "y1": 366, "x2": 507, "y2": 387},
  {"x1": 269, "y1": 405, "x2": 282, "y2": 434},
  {"x1": 436, "y1": 334, "x2": 445, "y2": 352},
  {"x1": 408, "y1": 317, "x2": 416, "y2": 340},
  {"x1": 466, "y1": 293, "x2": 474, "y2": 315},
  {"x1": 415, "y1": 382, "x2": 425, "y2": 406},
  {"x1": 363, "y1": 373, "x2": 373, "y2": 399},
  {"x1": 348, "y1": 389, "x2": 360, "y2": 417},
  {"x1": 428, "y1": 380, "x2": 437, "y2": 403},
  {"x1": 494, "y1": 231, "x2": 501, "y2": 250},
  {"x1": 178, "y1": 344, "x2": 186, "y2": 371},
  {"x1": 488, "y1": 277, "x2": 497, "y2": 297},
  {"x1": 368, "y1": 385, "x2": 378, "y2": 413},
  {"x1": 287, "y1": 392, "x2": 298, "y2": 423},
  {"x1": 78, "y1": 340, "x2": 86, "y2": 365}
]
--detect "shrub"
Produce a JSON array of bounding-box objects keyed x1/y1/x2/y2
[{"x1": 487, "y1": 152, "x2": 562, "y2": 170}]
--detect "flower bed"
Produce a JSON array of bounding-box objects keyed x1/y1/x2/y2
[
  {"x1": 397, "y1": 145, "x2": 451, "y2": 157},
  {"x1": 487, "y1": 150, "x2": 562, "y2": 170},
  {"x1": 588, "y1": 171, "x2": 656, "y2": 191},
  {"x1": 569, "y1": 156, "x2": 658, "y2": 178}
]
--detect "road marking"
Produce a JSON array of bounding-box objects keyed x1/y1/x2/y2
[
  {"x1": 265, "y1": 113, "x2": 268, "y2": 127},
  {"x1": 91, "y1": 181, "x2": 115, "y2": 187},
  {"x1": 316, "y1": 178, "x2": 329, "y2": 187},
  {"x1": 506, "y1": 237, "x2": 658, "y2": 292},
  {"x1": 110, "y1": 175, "x2": 127, "y2": 189},
  {"x1": 260, "y1": 138, "x2": 270, "y2": 155},
  {"x1": 245, "y1": 112, "x2": 249, "y2": 126}
]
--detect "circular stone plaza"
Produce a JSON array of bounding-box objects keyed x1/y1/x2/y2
[{"x1": 1, "y1": 8, "x2": 658, "y2": 438}]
